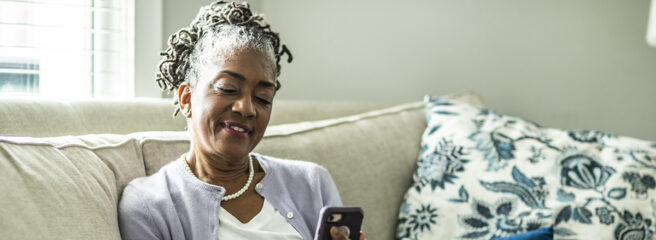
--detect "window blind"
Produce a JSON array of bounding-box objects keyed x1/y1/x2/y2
[{"x1": 0, "y1": 0, "x2": 134, "y2": 98}]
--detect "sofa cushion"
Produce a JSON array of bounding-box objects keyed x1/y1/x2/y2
[
  {"x1": 0, "y1": 135, "x2": 145, "y2": 239},
  {"x1": 396, "y1": 96, "x2": 656, "y2": 239}
]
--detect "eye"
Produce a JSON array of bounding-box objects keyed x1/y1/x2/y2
[
  {"x1": 217, "y1": 87, "x2": 237, "y2": 94},
  {"x1": 256, "y1": 97, "x2": 271, "y2": 105}
]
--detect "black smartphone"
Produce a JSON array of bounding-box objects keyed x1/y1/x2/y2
[{"x1": 314, "y1": 206, "x2": 364, "y2": 240}]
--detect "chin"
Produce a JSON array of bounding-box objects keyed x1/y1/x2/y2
[{"x1": 213, "y1": 142, "x2": 251, "y2": 158}]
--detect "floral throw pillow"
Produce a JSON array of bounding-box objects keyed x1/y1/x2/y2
[{"x1": 396, "y1": 96, "x2": 656, "y2": 240}]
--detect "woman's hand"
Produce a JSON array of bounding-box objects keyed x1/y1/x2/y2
[{"x1": 329, "y1": 226, "x2": 365, "y2": 240}]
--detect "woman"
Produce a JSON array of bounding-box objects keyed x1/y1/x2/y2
[{"x1": 118, "y1": 1, "x2": 363, "y2": 240}]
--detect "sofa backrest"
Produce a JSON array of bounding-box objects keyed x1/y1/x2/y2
[{"x1": 0, "y1": 97, "x2": 395, "y2": 137}]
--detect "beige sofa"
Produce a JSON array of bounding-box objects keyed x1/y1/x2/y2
[{"x1": 0, "y1": 91, "x2": 483, "y2": 240}]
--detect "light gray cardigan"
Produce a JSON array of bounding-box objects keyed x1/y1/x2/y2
[{"x1": 118, "y1": 153, "x2": 343, "y2": 240}]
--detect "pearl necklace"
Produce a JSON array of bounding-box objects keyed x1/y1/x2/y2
[{"x1": 182, "y1": 153, "x2": 254, "y2": 201}]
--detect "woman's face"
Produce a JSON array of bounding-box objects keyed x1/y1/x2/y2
[{"x1": 180, "y1": 49, "x2": 276, "y2": 161}]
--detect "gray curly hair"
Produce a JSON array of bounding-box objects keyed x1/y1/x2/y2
[{"x1": 155, "y1": 1, "x2": 292, "y2": 116}]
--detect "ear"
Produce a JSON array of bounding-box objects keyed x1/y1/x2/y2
[{"x1": 178, "y1": 82, "x2": 192, "y2": 118}]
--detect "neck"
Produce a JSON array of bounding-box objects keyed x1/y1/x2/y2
[{"x1": 186, "y1": 148, "x2": 251, "y2": 185}]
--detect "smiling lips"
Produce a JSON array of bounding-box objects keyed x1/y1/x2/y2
[{"x1": 222, "y1": 121, "x2": 251, "y2": 138}]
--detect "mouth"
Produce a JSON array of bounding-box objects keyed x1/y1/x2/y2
[{"x1": 221, "y1": 121, "x2": 252, "y2": 138}]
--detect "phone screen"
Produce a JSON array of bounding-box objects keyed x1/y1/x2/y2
[{"x1": 314, "y1": 206, "x2": 363, "y2": 240}]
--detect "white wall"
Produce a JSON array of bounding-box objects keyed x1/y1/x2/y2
[
  {"x1": 151, "y1": 0, "x2": 656, "y2": 140},
  {"x1": 258, "y1": 0, "x2": 656, "y2": 140},
  {"x1": 162, "y1": 0, "x2": 261, "y2": 47},
  {"x1": 134, "y1": 0, "x2": 162, "y2": 98}
]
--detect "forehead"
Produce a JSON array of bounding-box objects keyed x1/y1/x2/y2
[
  {"x1": 225, "y1": 49, "x2": 273, "y2": 74},
  {"x1": 203, "y1": 48, "x2": 275, "y2": 84}
]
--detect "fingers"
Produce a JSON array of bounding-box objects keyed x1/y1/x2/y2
[
  {"x1": 329, "y1": 226, "x2": 351, "y2": 240},
  {"x1": 327, "y1": 226, "x2": 366, "y2": 240},
  {"x1": 337, "y1": 226, "x2": 350, "y2": 237}
]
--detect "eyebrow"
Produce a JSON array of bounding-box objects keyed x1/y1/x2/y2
[{"x1": 220, "y1": 70, "x2": 276, "y2": 89}]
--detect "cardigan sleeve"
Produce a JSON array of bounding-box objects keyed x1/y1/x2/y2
[
  {"x1": 118, "y1": 184, "x2": 162, "y2": 240},
  {"x1": 316, "y1": 165, "x2": 343, "y2": 207}
]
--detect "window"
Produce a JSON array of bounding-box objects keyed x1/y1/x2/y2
[
  {"x1": 0, "y1": 56, "x2": 39, "y2": 93},
  {"x1": 0, "y1": 0, "x2": 134, "y2": 98}
]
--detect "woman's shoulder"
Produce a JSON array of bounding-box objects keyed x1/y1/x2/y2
[
  {"x1": 119, "y1": 159, "x2": 183, "y2": 209},
  {"x1": 254, "y1": 153, "x2": 336, "y2": 186},
  {"x1": 254, "y1": 153, "x2": 343, "y2": 206},
  {"x1": 118, "y1": 160, "x2": 185, "y2": 239},
  {"x1": 255, "y1": 153, "x2": 329, "y2": 175},
  {"x1": 124, "y1": 160, "x2": 179, "y2": 192}
]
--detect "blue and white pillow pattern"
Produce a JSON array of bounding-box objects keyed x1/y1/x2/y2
[{"x1": 396, "y1": 96, "x2": 656, "y2": 240}]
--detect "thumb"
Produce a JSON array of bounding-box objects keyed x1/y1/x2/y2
[{"x1": 330, "y1": 226, "x2": 351, "y2": 240}]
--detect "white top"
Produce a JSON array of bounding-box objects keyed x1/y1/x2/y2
[{"x1": 218, "y1": 199, "x2": 303, "y2": 240}]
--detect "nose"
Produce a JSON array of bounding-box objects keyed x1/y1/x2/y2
[{"x1": 232, "y1": 95, "x2": 256, "y2": 118}]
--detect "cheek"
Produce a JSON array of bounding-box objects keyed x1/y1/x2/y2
[
  {"x1": 191, "y1": 105, "x2": 219, "y2": 135},
  {"x1": 258, "y1": 108, "x2": 272, "y2": 125}
]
